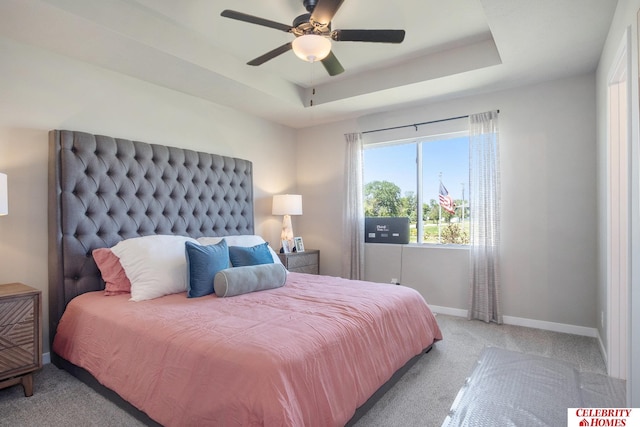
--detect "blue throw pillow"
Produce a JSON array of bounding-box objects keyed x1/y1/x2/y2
[
  {"x1": 185, "y1": 240, "x2": 229, "y2": 298},
  {"x1": 228, "y1": 242, "x2": 274, "y2": 267}
]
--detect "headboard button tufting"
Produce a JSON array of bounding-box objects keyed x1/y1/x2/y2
[{"x1": 49, "y1": 130, "x2": 254, "y2": 345}]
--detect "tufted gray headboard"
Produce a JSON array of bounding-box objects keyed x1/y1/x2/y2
[{"x1": 48, "y1": 130, "x2": 254, "y2": 345}]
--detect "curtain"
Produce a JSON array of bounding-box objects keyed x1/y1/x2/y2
[
  {"x1": 343, "y1": 132, "x2": 365, "y2": 280},
  {"x1": 468, "y1": 111, "x2": 502, "y2": 323}
]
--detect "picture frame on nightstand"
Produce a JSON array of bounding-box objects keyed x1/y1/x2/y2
[
  {"x1": 294, "y1": 237, "x2": 305, "y2": 252},
  {"x1": 281, "y1": 239, "x2": 292, "y2": 253}
]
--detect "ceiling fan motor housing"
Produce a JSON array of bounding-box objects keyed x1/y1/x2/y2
[
  {"x1": 293, "y1": 13, "x2": 312, "y2": 30},
  {"x1": 293, "y1": 13, "x2": 330, "y2": 36}
]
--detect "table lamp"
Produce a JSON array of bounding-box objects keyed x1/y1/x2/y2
[{"x1": 272, "y1": 194, "x2": 302, "y2": 251}]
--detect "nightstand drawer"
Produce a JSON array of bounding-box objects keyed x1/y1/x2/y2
[
  {"x1": 0, "y1": 321, "x2": 36, "y2": 350},
  {"x1": 287, "y1": 252, "x2": 317, "y2": 269},
  {"x1": 0, "y1": 342, "x2": 37, "y2": 372},
  {"x1": 291, "y1": 264, "x2": 319, "y2": 275},
  {"x1": 0, "y1": 298, "x2": 35, "y2": 327},
  {"x1": 0, "y1": 283, "x2": 42, "y2": 397},
  {"x1": 278, "y1": 250, "x2": 320, "y2": 275}
]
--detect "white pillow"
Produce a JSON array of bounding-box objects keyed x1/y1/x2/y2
[
  {"x1": 111, "y1": 235, "x2": 199, "y2": 302},
  {"x1": 197, "y1": 235, "x2": 282, "y2": 265}
]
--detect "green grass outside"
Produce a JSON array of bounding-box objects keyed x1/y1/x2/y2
[{"x1": 409, "y1": 221, "x2": 470, "y2": 244}]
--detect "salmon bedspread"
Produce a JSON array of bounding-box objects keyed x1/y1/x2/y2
[{"x1": 53, "y1": 273, "x2": 442, "y2": 426}]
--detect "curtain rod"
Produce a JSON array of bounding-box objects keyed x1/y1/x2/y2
[{"x1": 362, "y1": 110, "x2": 500, "y2": 135}]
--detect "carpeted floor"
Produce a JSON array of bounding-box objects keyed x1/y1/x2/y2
[
  {"x1": 0, "y1": 314, "x2": 624, "y2": 427},
  {"x1": 352, "y1": 313, "x2": 622, "y2": 427}
]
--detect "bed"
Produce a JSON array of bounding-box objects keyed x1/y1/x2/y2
[{"x1": 47, "y1": 130, "x2": 442, "y2": 426}]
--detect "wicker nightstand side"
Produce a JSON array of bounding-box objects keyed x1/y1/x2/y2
[
  {"x1": 0, "y1": 283, "x2": 42, "y2": 397},
  {"x1": 277, "y1": 249, "x2": 320, "y2": 274}
]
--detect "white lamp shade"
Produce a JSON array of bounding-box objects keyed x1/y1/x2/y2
[
  {"x1": 272, "y1": 194, "x2": 303, "y2": 216},
  {"x1": 0, "y1": 173, "x2": 7, "y2": 216},
  {"x1": 292, "y1": 35, "x2": 331, "y2": 62}
]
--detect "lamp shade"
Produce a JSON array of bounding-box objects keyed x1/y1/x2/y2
[
  {"x1": 292, "y1": 35, "x2": 331, "y2": 62},
  {"x1": 0, "y1": 173, "x2": 7, "y2": 216},
  {"x1": 272, "y1": 194, "x2": 303, "y2": 216}
]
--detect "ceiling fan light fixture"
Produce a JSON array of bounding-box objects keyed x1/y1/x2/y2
[{"x1": 292, "y1": 34, "x2": 331, "y2": 62}]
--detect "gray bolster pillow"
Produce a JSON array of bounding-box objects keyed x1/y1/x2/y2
[{"x1": 214, "y1": 263, "x2": 287, "y2": 297}]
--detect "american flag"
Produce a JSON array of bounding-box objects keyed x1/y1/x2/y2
[{"x1": 439, "y1": 182, "x2": 456, "y2": 214}]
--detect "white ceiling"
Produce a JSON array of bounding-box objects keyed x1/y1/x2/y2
[{"x1": 0, "y1": 0, "x2": 618, "y2": 129}]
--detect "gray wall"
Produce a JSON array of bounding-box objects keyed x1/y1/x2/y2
[
  {"x1": 0, "y1": 36, "x2": 297, "y2": 352},
  {"x1": 297, "y1": 73, "x2": 598, "y2": 329}
]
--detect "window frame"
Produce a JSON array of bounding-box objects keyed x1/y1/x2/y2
[{"x1": 363, "y1": 124, "x2": 469, "y2": 246}]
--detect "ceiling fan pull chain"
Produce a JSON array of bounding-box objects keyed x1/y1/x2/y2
[{"x1": 310, "y1": 62, "x2": 316, "y2": 107}]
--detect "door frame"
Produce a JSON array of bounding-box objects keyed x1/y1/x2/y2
[{"x1": 605, "y1": 29, "x2": 631, "y2": 380}]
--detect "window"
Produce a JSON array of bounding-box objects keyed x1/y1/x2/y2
[{"x1": 363, "y1": 128, "x2": 469, "y2": 245}]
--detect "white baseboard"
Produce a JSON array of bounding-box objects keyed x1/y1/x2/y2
[
  {"x1": 43, "y1": 352, "x2": 50, "y2": 365},
  {"x1": 430, "y1": 305, "x2": 467, "y2": 318},
  {"x1": 502, "y1": 315, "x2": 598, "y2": 337},
  {"x1": 429, "y1": 305, "x2": 599, "y2": 338}
]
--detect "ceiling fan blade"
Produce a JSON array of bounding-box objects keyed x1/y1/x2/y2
[
  {"x1": 221, "y1": 10, "x2": 292, "y2": 32},
  {"x1": 247, "y1": 43, "x2": 293, "y2": 66},
  {"x1": 332, "y1": 29, "x2": 406, "y2": 43},
  {"x1": 310, "y1": 0, "x2": 345, "y2": 26},
  {"x1": 321, "y1": 51, "x2": 345, "y2": 76}
]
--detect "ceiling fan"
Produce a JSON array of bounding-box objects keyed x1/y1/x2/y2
[{"x1": 221, "y1": 0, "x2": 406, "y2": 76}]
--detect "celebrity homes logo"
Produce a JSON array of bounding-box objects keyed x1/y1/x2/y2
[{"x1": 568, "y1": 408, "x2": 637, "y2": 426}]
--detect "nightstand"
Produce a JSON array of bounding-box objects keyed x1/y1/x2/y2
[
  {"x1": 278, "y1": 249, "x2": 320, "y2": 274},
  {"x1": 0, "y1": 283, "x2": 42, "y2": 397}
]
